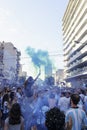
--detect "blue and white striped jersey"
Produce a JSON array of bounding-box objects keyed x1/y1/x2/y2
[{"x1": 65, "y1": 108, "x2": 87, "y2": 130}]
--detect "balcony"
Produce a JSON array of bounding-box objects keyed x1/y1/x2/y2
[
  {"x1": 68, "y1": 45, "x2": 87, "y2": 65},
  {"x1": 17, "y1": 51, "x2": 21, "y2": 56},
  {"x1": 66, "y1": 55, "x2": 87, "y2": 72},
  {"x1": 67, "y1": 40, "x2": 87, "y2": 59},
  {"x1": 66, "y1": 66, "x2": 87, "y2": 79}
]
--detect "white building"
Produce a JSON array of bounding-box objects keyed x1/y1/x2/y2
[
  {"x1": 0, "y1": 41, "x2": 21, "y2": 86},
  {"x1": 62, "y1": 0, "x2": 87, "y2": 87}
]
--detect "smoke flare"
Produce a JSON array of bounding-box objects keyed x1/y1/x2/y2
[{"x1": 26, "y1": 47, "x2": 52, "y2": 68}]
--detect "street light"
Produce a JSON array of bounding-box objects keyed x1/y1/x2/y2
[
  {"x1": 74, "y1": 41, "x2": 86, "y2": 45},
  {"x1": 74, "y1": 41, "x2": 84, "y2": 45},
  {"x1": 74, "y1": 41, "x2": 80, "y2": 44},
  {"x1": 74, "y1": 41, "x2": 87, "y2": 49}
]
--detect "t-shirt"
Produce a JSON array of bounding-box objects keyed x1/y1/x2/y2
[
  {"x1": 48, "y1": 98, "x2": 57, "y2": 109},
  {"x1": 5, "y1": 116, "x2": 24, "y2": 130},
  {"x1": 65, "y1": 108, "x2": 87, "y2": 130},
  {"x1": 58, "y1": 97, "x2": 70, "y2": 113}
]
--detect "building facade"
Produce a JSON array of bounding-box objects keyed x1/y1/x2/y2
[
  {"x1": 62, "y1": 0, "x2": 87, "y2": 87},
  {"x1": 0, "y1": 41, "x2": 21, "y2": 86},
  {"x1": 55, "y1": 69, "x2": 64, "y2": 86},
  {"x1": 45, "y1": 63, "x2": 52, "y2": 78}
]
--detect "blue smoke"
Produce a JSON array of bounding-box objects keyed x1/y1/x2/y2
[{"x1": 26, "y1": 47, "x2": 52, "y2": 67}]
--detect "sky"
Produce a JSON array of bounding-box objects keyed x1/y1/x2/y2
[{"x1": 0, "y1": 0, "x2": 69, "y2": 76}]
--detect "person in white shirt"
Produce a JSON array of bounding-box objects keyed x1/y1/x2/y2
[{"x1": 58, "y1": 92, "x2": 70, "y2": 113}]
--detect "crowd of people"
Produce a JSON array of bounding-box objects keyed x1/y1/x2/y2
[{"x1": 0, "y1": 75, "x2": 87, "y2": 130}]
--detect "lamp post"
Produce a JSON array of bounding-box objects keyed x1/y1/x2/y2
[
  {"x1": 74, "y1": 41, "x2": 83, "y2": 46},
  {"x1": 74, "y1": 41, "x2": 81, "y2": 44},
  {"x1": 74, "y1": 41, "x2": 86, "y2": 46}
]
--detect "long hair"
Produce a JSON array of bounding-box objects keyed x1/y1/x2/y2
[
  {"x1": 9, "y1": 103, "x2": 21, "y2": 125},
  {"x1": 24, "y1": 76, "x2": 33, "y2": 88}
]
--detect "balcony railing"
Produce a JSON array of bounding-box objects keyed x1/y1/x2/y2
[{"x1": 67, "y1": 66, "x2": 87, "y2": 78}]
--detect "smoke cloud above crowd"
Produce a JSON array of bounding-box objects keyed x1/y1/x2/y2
[{"x1": 26, "y1": 46, "x2": 52, "y2": 68}]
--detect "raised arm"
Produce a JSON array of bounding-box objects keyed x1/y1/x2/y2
[{"x1": 34, "y1": 67, "x2": 41, "y2": 82}]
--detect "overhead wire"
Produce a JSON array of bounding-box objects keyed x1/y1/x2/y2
[{"x1": 1, "y1": 53, "x2": 63, "y2": 60}]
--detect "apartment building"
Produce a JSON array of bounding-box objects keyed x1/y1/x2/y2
[
  {"x1": 0, "y1": 41, "x2": 21, "y2": 86},
  {"x1": 62, "y1": 0, "x2": 87, "y2": 87}
]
